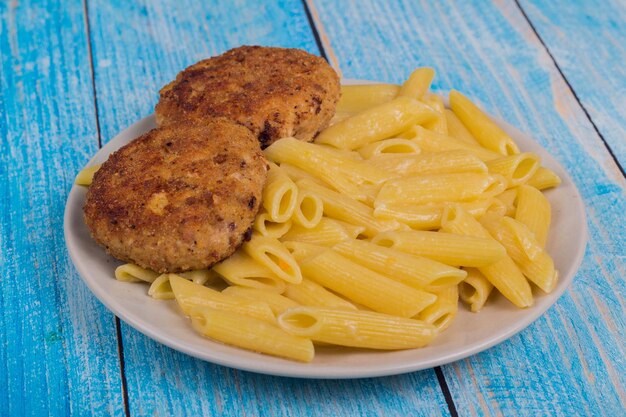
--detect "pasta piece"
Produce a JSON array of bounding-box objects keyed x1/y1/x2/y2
[
  {"x1": 221, "y1": 286, "x2": 299, "y2": 315},
  {"x1": 333, "y1": 239, "x2": 467, "y2": 291},
  {"x1": 212, "y1": 251, "x2": 286, "y2": 293},
  {"x1": 440, "y1": 205, "x2": 533, "y2": 308},
  {"x1": 526, "y1": 167, "x2": 562, "y2": 190},
  {"x1": 367, "y1": 150, "x2": 487, "y2": 176},
  {"x1": 315, "y1": 97, "x2": 437, "y2": 150},
  {"x1": 177, "y1": 269, "x2": 218, "y2": 286},
  {"x1": 459, "y1": 268, "x2": 494, "y2": 312},
  {"x1": 402, "y1": 125, "x2": 501, "y2": 161},
  {"x1": 483, "y1": 197, "x2": 508, "y2": 216},
  {"x1": 284, "y1": 278, "x2": 357, "y2": 311},
  {"x1": 300, "y1": 250, "x2": 437, "y2": 317},
  {"x1": 279, "y1": 163, "x2": 323, "y2": 184},
  {"x1": 190, "y1": 308, "x2": 314, "y2": 362},
  {"x1": 421, "y1": 93, "x2": 448, "y2": 135},
  {"x1": 253, "y1": 212, "x2": 292, "y2": 238},
  {"x1": 417, "y1": 286, "x2": 458, "y2": 331},
  {"x1": 262, "y1": 163, "x2": 298, "y2": 222},
  {"x1": 398, "y1": 67, "x2": 435, "y2": 99},
  {"x1": 115, "y1": 263, "x2": 159, "y2": 283},
  {"x1": 297, "y1": 179, "x2": 400, "y2": 237},
  {"x1": 337, "y1": 83, "x2": 400, "y2": 113},
  {"x1": 282, "y1": 217, "x2": 352, "y2": 246},
  {"x1": 449, "y1": 90, "x2": 520, "y2": 155},
  {"x1": 291, "y1": 188, "x2": 323, "y2": 229},
  {"x1": 515, "y1": 185, "x2": 551, "y2": 247},
  {"x1": 75, "y1": 164, "x2": 101, "y2": 186},
  {"x1": 480, "y1": 214, "x2": 557, "y2": 293},
  {"x1": 148, "y1": 274, "x2": 175, "y2": 300},
  {"x1": 331, "y1": 220, "x2": 367, "y2": 239},
  {"x1": 281, "y1": 241, "x2": 327, "y2": 262},
  {"x1": 444, "y1": 109, "x2": 479, "y2": 145},
  {"x1": 375, "y1": 173, "x2": 505, "y2": 206},
  {"x1": 357, "y1": 138, "x2": 421, "y2": 159},
  {"x1": 279, "y1": 307, "x2": 437, "y2": 349},
  {"x1": 372, "y1": 230, "x2": 506, "y2": 267},
  {"x1": 486, "y1": 153, "x2": 540, "y2": 187},
  {"x1": 495, "y1": 188, "x2": 518, "y2": 217},
  {"x1": 169, "y1": 274, "x2": 275, "y2": 323},
  {"x1": 243, "y1": 235, "x2": 302, "y2": 284},
  {"x1": 373, "y1": 199, "x2": 492, "y2": 230}
]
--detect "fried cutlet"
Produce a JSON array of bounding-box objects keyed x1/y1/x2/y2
[
  {"x1": 83, "y1": 119, "x2": 267, "y2": 273},
  {"x1": 155, "y1": 45, "x2": 341, "y2": 148}
]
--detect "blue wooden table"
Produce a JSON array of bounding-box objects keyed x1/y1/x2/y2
[{"x1": 1, "y1": 0, "x2": 624, "y2": 415}]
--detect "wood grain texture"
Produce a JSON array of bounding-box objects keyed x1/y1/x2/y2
[
  {"x1": 521, "y1": 0, "x2": 626, "y2": 169},
  {"x1": 85, "y1": 0, "x2": 450, "y2": 416},
  {"x1": 0, "y1": 0, "x2": 125, "y2": 415},
  {"x1": 309, "y1": 0, "x2": 625, "y2": 415}
]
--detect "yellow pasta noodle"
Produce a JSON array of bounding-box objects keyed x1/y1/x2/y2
[
  {"x1": 417, "y1": 285, "x2": 458, "y2": 331},
  {"x1": 486, "y1": 153, "x2": 540, "y2": 187},
  {"x1": 262, "y1": 163, "x2": 298, "y2": 222},
  {"x1": 212, "y1": 251, "x2": 287, "y2": 293},
  {"x1": 526, "y1": 166, "x2": 562, "y2": 190},
  {"x1": 367, "y1": 150, "x2": 487, "y2": 176},
  {"x1": 444, "y1": 109, "x2": 479, "y2": 145},
  {"x1": 459, "y1": 268, "x2": 494, "y2": 313},
  {"x1": 398, "y1": 67, "x2": 435, "y2": 99},
  {"x1": 402, "y1": 125, "x2": 501, "y2": 161},
  {"x1": 115, "y1": 263, "x2": 159, "y2": 283},
  {"x1": 75, "y1": 164, "x2": 101, "y2": 186},
  {"x1": 221, "y1": 286, "x2": 299, "y2": 315},
  {"x1": 243, "y1": 235, "x2": 302, "y2": 284},
  {"x1": 515, "y1": 185, "x2": 551, "y2": 247},
  {"x1": 357, "y1": 138, "x2": 421, "y2": 159},
  {"x1": 291, "y1": 188, "x2": 323, "y2": 229},
  {"x1": 337, "y1": 83, "x2": 400, "y2": 113},
  {"x1": 278, "y1": 307, "x2": 438, "y2": 349},
  {"x1": 284, "y1": 278, "x2": 357, "y2": 311},
  {"x1": 282, "y1": 217, "x2": 353, "y2": 246},
  {"x1": 253, "y1": 212, "x2": 292, "y2": 238},
  {"x1": 421, "y1": 93, "x2": 448, "y2": 135},
  {"x1": 148, "y1": 274, "x2": 175, "y2": 300}
]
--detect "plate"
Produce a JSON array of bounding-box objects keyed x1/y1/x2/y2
[{"x1": 64, "y1": 83, "x2": 587, "y2": 379}]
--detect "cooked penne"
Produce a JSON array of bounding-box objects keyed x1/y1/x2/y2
[
  {"x1": 316, "y1": 97, "x2": 437, "y2": 150},
  {"x1": 337, "y1": 83, "x2": 400, "y2": 113},
  {"x1": 242, "y1": 235, "x2": 302, "y2": 284},
  {"x1": 281, "y1": 241, "x2": 327, "y2": 262},
  {"x1": 262, "y1": 163, "x2": 298, "y2": 222},
  {"x1": 444, "y1": 109, "x2": 478, "y2": 145},
  {"x1": 279, "y1": 307, "x2": 438, "y2": 349},
  {"x1": 372, "y1": 230, "x2": 506, "y2": 267},
  {"x1": 526, "y1": 166, "x2": 562, "y2": 190},
  {"x1": 115, "y1": 263, "x2": 159, "y2": 283},
  {"x1": 483, "y1": 197, "x2": 508, "y2": 216},
  {"x1": 212, "y1": 251, "x2": 287, "y2": 293},
  {"x1": 440, "y1": 205, "x2": 533, "y2": 308},
  {"x1": 398, "y1": 67, "x2": 435, "y2": 99},
  {"x1": 253, "y1": 212, "x2": 292, "y2": 238},
  {"x1": 284, "y1": 278, "x2": 357, "y2": 311},
  {"x1": 495, "y1": 188, "x2": 518, "y2": 217},
  {"x1": 190, "y1": 308, "x2": 314, "y2": 362},
  {"x1": 291, "y1": 188, "x2": 323, "y2": 229},
  {"x1": 282, "y1": 217, "x2": 352, "y2": 246},
  {"x1": 357, "y1": 138, "x2": 421, "y2": 159},
  {"x1": 297, "y1": 179, "x2": 400, "y2": 237},
  {"x1": 75, "y1": 164, "x2": 102, "y2": 186},
  {"x1": 449, "y1": 90, "x2": 520, "y2": 155},
  {"x1": 459, "y1": 268, "x2": 494, "y2": 313},
  {"x1": 421, "y1": 93, "x2": 448, "y2": 135},
  {"x1": 332, "y1": 239, "x2": 467, "y2": 291},
  {"x1": 515, "y1": 185, "x2": 551, "y2": 247},
  {"x1": 402, "y1": 125, "x2": 501, "y2": 161},
  {"x1": 417, "y1": 285, "x2": 458, "y2": 331},
  {"x1": 169, "y1": 274, "x2": 275, "y2": 323},
  {"x1": 221, "y1": 286, "x2": 299, "y2": 315},
  {"x1": 367, "y1": 150, "x2": 487, "y2": 176},
  {"x1": 300, "y1": 250, "x2": 437, "y2": 317},
  {"x1": 148, "y1": 274, "x2": 175, "y2": 299},
  {"x1": 486, "y1": 153, "x2": 540, "y2": 187},
  {"x1": 279, "y1": 162, "x2": 324, "y2": 184},
  {"x1": 375, "y1": 173, "x2": 505, "y2": 206},
  {"x1": 176, "y1": 269, "x2": 219, "y2": 286}
]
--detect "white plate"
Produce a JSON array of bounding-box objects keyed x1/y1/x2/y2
[{"x1": 64, "y1": 84, "x2": 587, "y2": 379}]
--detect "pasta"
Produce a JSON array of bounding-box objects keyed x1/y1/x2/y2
[{"x1": 95, "y1": 66, "x2": 561, "y2": 362}]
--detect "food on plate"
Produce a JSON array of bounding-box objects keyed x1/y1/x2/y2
[
  {"x1": 155, "y1": 45, "x2": 341, "y2": 148},
  {"x1": 83, "y1": 119, "x2": 267, "y2": 273},
  {"x1": 77, "y1": 60, "x2": 562, "y2": 363}
]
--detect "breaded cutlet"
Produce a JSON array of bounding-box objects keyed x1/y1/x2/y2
[
  {"x1": 155, "y1": 45, "x2": 341, "y2": 148},
  {"x1": 83, "y1": 119, "x2": 267, "y2": 273}
]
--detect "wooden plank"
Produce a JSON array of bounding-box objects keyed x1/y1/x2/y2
[
  {"x1": 309, "y1": 0, "x2": 625, "y2": 415},
  {"x1": 0, "y1": 0, "x2": 125, "y2": 415},
  {"x1": 520, "y1": 0, "x2": 626, "y2": 170},
  {"x1": 85, "y1": 1, "x2": 450, "y2": 415}
]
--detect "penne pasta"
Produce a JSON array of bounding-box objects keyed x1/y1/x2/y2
[
  {"x1": 372, "y1": 230, "x2": 506, "y2": 267},
  {"x1": 495, "y1": 188, "x2": 518, "y2": 217},
  {"x1": 300, "y1": 250, "x2": 437, "y2": 318},
  {"x1": 291, "y1": 188, "x2": 323, "y2": 229},
  {"x1": 279, "y1": 307, "x2": 438, "y2": 349},
  {"x1": 190, "y1": 308, "x2": 314, "y2": 362},
  {"x1": 337, "y1": 83, "x2": 400, "y2": 113},
  {"x1": 486, "y1": 153, "x2": 540, "y2": 187},
  {"x1": 367, "y1": 150, "x2": 487, "y2": 176},
  {"x1": 402, "y1": 125, "x2": 501, "y2": 161},
  {"x1": 332, "y1": 239, "x2": 467, "y2": 291},
  {"x1": 459, "y1": 268, "x2": 494, "y2": 313},
  {"x1": 316, "y1": 97, "x2": 438, "y2": 150},
  {"x1": 417, "y1": 285, "x2": 458, "y2": 331},
  {"x1": 75, "y1": 164, "x2": 102, "y2": 186},
  {"x1": 449, "y1": 90, "x2": 520, "y2": 155},
  {"x1": 284, "y1": 278, "x2": 358, "y2": 311},
  {"x1": 262, "y1": 163, "x2": 298, "y2": 222},
  {"x1": 398, "y1": 67, "x2": 435, "y2": 99},
  {"x1": 253, "y1": 212, "x2": 292, "y2": 238},
  {"x1": 176, "y1": 269, "x2": 219, "y2": 286},
  {"x1": 526, "y1": 166, "x2": 562, "y2": 190},
  {"x1": 242, "y1": 235, "x2": 302, "y2": 284},
  {"x1": 221, "y1": 286, "x2": 299, "y2": 315},
  {"x1": 115, "y1": 263, "x2": 159, "y2": 283},
  {"x1": 281, "y1": 241, "x2": 327, "y2": 262},
  {"x1": 282, "y1": 217, "x2": 352, "y2": 246},
  {"x1": 212, "y1": 251, "x2": 287, "y2": 293},
  {"x1": 357, "y1": 138, "x2": 421, "y2": 159},
  {"x1": 421, "y1": 93, "x2": 448, "y2": 135},
  {"x1": 515, "y1": 185, "x2": 551, "y2": 247},
  {"x1": 148, "y1": 274, "x2": 175, "y2": 299},
  {"x1": 444, "y1": 109, "x2": 479, "y2": 145}
]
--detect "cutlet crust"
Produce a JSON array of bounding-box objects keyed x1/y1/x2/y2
[
  {"x1": 155, "y1": 45, "x2": 340, "y2": 147},
  {"x1": 83, "y1": 120, "x2": 267, "y2": 273}
]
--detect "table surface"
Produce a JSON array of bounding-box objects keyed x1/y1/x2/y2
[{"x1": 1, "y1": 0, "x2": 624, "y2": 416}]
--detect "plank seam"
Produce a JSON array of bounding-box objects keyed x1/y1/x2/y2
[
  {"x1": 82, "y1": 0, "x2": 102, "y2": 148},
  {"x1": 300, "y1": 0, "x2": 328, "y2": 61},
  {"x1": 115, "y1": 318, "x2": 131, "y2": 417},
  {"x1": 515, "y1": 0, "x2": 625, "y2": 179},
  {"x1": 435, "y1": 366, "x2": 459, "y2": 417}
]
